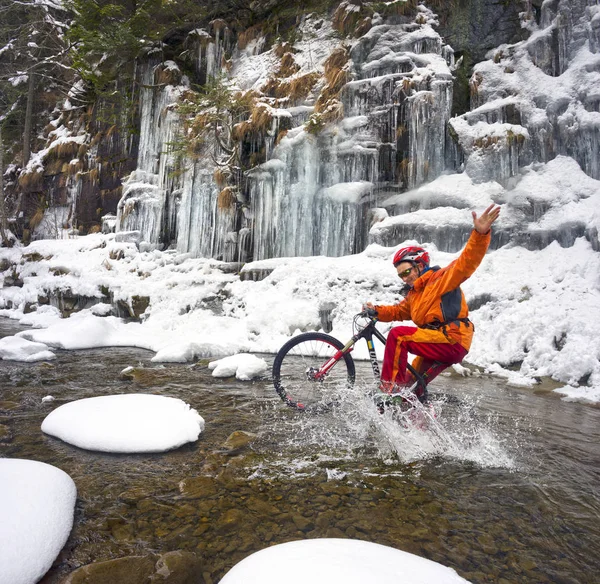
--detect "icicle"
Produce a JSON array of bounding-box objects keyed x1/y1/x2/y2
[{"x1": 116, "y1": 58, "x2": 183, "y2": 248}]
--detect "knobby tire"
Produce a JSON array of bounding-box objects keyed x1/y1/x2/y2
[{"x1": 272, "y1": 332, "x2": 356, "y2": 412}]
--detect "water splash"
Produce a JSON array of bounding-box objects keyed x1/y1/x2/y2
[{"x1": 257, "y1": 380, "x2": 517, "y2": 475}]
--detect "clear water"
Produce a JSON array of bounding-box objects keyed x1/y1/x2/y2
[{"x1": 0, "y1": 318, "x2": 598, "y2": 583}]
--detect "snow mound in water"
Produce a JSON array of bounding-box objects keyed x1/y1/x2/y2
[
  {"x1": 0, "y1": 335, "x2": 55, "y2": 362},
  {"x1": 41, "y1": 394, "x2": 204, "y2": 453},
  {"x1": 208, "y1": 353, "x2": 268, "y2": 380},
  {"x1": 219, "y1": 538, "x2": 471, "y2": 584},
  {"x1": 0, "y1": 459, "x2": 76, "y2": 584}
]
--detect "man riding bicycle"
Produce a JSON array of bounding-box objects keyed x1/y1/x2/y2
[{"x1": 366, "y1": 204, "x2": 501, "y2": 394}]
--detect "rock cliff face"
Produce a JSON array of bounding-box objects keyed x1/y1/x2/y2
[
  {"x1": 13, "y1": 0, "x2": 599, "y2": 259},
  {"x1": 12, "y1": 91, "x2": 140, "y2": 240},
  {"x1": 434, "y1": 0, "x2": 530, "y2": 116}
]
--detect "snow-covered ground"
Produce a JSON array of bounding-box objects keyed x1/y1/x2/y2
[
  {"x1": 0, "y1": 459, "x2": 76, "y2": 584},
  {"x1": 219, "y1": 538, "x2": 471, "y2": 584},
  {"x1": 41, "y1": 394, "x2": 205, "y2": 453}
]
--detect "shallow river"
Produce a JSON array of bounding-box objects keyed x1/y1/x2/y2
[{"x1": 0, "y1": 318, "x2": 599, "y2": 584}]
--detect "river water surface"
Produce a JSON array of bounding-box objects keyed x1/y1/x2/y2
[{"x1": 0, "y1": 318, "x2": 599, "y2": 583}]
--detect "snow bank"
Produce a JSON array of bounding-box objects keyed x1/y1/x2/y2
[
  {"x1": 0, "y1": 335, "x2": 55, "y2": 362},
  {"x1": 0, "y1": 459, "x2": 76, "y2": 584},
  {"x1": 17, "y1": 312, "x2": 149, "y2": 351},
  {"x1": 41, "y1": 394, "x2": 205, "y2": 453},
  {"x1": 219, "y1": 539, "x2": 471, "y2": 584}
]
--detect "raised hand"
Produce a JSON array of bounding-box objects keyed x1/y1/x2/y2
[{"x1": 472, "y1": 204, "x2": 500, "y2": 234}]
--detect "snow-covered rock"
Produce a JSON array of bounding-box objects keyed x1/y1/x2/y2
[
  {"x1": 0, "y1": 459, "x2": 76, "y2": 584},
  {"x1": 208, "y1": 353, "x2": 268, "y2": 380},
  {"x1": 41, "y1": 394, "x2": 204, "y2": 453},
  {"x1": 0, "y1": 335, "x2": 55, "y2": 362},
  {"x1": 219, "y1": 539, "x2": 471, "y2": 584}
]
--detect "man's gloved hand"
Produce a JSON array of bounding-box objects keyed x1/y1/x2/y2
[{"x1": 362, "y1": 303, "x2": 378, "y2": 318}]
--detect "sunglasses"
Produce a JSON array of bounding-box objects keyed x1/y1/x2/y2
[{"x1": 398, "y1": 266, "x2": 414, "y2": 279}]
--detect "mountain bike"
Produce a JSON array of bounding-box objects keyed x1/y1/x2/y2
[{"x1": 272, "y1": 309, "x2": 448, "y2": 413}]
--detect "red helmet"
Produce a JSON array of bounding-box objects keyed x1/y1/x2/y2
[{"x1": 393, "y1": 246, "x2": 430, "y2": 267}]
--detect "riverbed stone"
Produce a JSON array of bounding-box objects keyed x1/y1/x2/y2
[
  {"x1": 410, "y1": 526, "x2": 430, "y2": 539},
  {"x1": 292, "y1": 513, "x2": 315, "y2": 532},
  {"x1": 111, "y1": 521, "x2": 135, "y2": 542},
  {"x1": 345, "y1": 525, "x2": 358, "y2": 537},
  {"x1": 119, "y1": 366, "x2": 174, "y2": 385},
  {"x1": 62, "y1": 555, "x2": 157, "y2": 583},
  {"x1": 315, "y1": 509, "x2": 336, "y2": 529},
  {"x1": 0, "y1": 423, "x2": 11, "y2": 440},
  {"x1": 137, "y1": 499, "x2": 173, "y2": 513},
  {"x1": 519, "y1": 557, "x2": 538, "y2": 571},
  {"x1": 193, "y1": 524, "x2": 210, "y2": 537},
  {"x1": 245, "y1": 496, "x2": 279, "y2": 515},
  {"x1": 179, "y1": 475, "x2": 218, "y2": 498},
  {"x1": 477, "y1": 532, "x2": 498, "y2": 555},
  {"x1": 118, "y1": 486, "x2": 151, "y2": 504},
  {"x1": 163, "y1": 525, "x2": 193, "y2": 542},
  {"x1": 62, "y1": 551, "x2": 203, "y2": 584},
  {"x1": 173, "y1": 503, "x2": 197, "y2": 518},
  {"x1": 423, "y1": 500, "x2": 443, "y2": 514},
  {"x1": 150, "y1": 551, "x2": 203, "y2": 583},
  {"x1": 325, "y1": 526, "x2": 345, "y2": 538},
  {"x1": 466, "y1": 571, "x2": 489, "y2": 582},
  {"x1": 319, "y1": 482, "x2": 350, "y2": 495},
  {"x1": 217, "y1": 508, "x2": 247, "y2": 533},
  {"x1": 223, "y1": 430, "x2": 257, "y2": 451}
]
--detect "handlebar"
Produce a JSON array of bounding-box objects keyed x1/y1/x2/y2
[{"x1": 359, "y1": 307, "x2": 379, "y2": 319}]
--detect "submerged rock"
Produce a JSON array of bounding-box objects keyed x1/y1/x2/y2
[
  {"x1": 119, "y1": 366, "x2": 174, "y2": 384},
  {"x1": 0, "y1": 423, "x2": 11, "y2": 441},
  {"x1": 179, "y1": 475, "x2": 218, "y2": 498},
  {"x1": 223, "y1": 430, "x2": 257, "y2": 451},
  {"x1": 62, "y1": 551, "x2": 203, "y2": 584}
]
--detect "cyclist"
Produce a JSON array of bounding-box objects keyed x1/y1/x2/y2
[{"x1": 366, "y1": 203, "x2": 500, "y2": 395}]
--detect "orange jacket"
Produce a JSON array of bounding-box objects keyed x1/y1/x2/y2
[{"x1": 375, "y1": 230, "x2": 491, "y2": 351}]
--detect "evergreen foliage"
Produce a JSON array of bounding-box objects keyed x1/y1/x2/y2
[{"x1": 0, "y1": 0, "x2": 70, "y2": 158}]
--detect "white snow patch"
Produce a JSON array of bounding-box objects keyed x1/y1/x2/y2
[
  {"x1": 0, "y1": 335, "x2": 56, "y2": 362},
  {"x1": 208, "y1": 353, "x2": 268, "y2": 380},
  {"x1": 41, "y1": 394, "x2": 205, "y2": 453},
  {"x1": 320, "y1": 181, "x2": 374, "y2": 204},
  {"x1": 0, "y1": 459, "x2": 76, "y2": 584},
  {"x1": 219, "y1": 539, "x2": 471, "y2": 584}
]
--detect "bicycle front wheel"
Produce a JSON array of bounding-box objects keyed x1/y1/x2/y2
[{"x1": 273, "y1": 332, "x2": 356, "y2": 412}]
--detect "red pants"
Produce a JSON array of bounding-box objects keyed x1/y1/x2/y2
[{"x1": 381, "y1": 326, "x2": 468, "y2": 386}]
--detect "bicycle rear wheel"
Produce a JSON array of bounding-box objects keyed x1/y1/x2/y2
[{"x1": 272, "y1": 332, "x2": 356, "y2": 412}]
